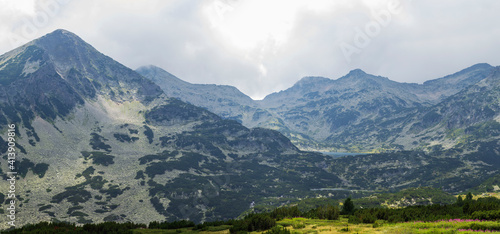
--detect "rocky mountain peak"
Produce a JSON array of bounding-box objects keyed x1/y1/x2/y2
[
  {"x1": 347, "y1": 68, "x2": 367, "y2": 76},
  {"x1": 293, "y1": 76, "x2": 331, "y2": 87},
  {"x1": 35, "y1": 29, "x2": 82, "y2": 45},
  {"x1": 423, "y1": 63, "x2": 493, "y2": 87},
  {"x1": 340, "y1": 69, "x2": 389, "y2": 83},
  {"x1": 31, "y1": 29, "x2": 107, "y2": 76},
  {"x1": 0, "y1": 29, "x2": 163, "y2": 125}
]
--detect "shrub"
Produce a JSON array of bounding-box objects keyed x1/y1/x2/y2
[
  {"x1": 230, "y1": 213, "x2": 276, "y2": 233},
  {"x1": 373, "y1": 220, "x2": 385, "y2": 228},
  {"x1": 264, "y1": 225, "x2": 291, "y2": 234},
  {"x1": 471, "y1": 210, "x2": 500, "y2": 220}
]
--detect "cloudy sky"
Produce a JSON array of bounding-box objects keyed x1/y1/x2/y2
[{"x1": 1, "y1": 0, "x2": 500, "y2": 99}]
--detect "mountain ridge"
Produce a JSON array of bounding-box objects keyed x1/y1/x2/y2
[{"x1": 139, "y1": 63, "x2": 496, "y2": 151}]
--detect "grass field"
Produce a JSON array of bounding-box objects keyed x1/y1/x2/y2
[
  {"x1": 132, "y1": 217, "x2": 500, "y2": 233},
  {"x1": 275, "y1": 217, "x2": 500, "y2": 233}
]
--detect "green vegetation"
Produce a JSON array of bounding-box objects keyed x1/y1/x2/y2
[
  {"x1": 143, "y1": 125, "x2": 154, "y2": 144},
  {"x1": 81, "y1": 151, "x2": 115, "y2": 166},
  {"x1": 144, "y1": 152, "x2": 204, "y2": 177},
  {"x1": 145, "y1": 99, "x2": 219, "y2": 125},
  {"x1": 32, "y1": 163, "x2": 49, "y2": 178},
  {"x1": 0, "y1": 136, "x2": 7, "y2": 154},
  {"x1": 353, "y1": 187, "x2": 456, "y2": 209},
  {"x1": 469, "y1": 172, "x2": 500, "y2": 193},
  {"x1": 51, "y1": 166, "x2": 122, "y2": 207},
  {"x1": 135, "y1": 170, "x2": 145, "y2": 180},
  {"x1": 139, "y1": 150, "x2": 178, "y2": 165},
  {"x1": 4, "y1": 221, "x2": 146, "y2": 233},
  {"x1": 16, "y1": 159, "x2": 49, "y2": 178},
  {"x1": 51, "y1": 188, "x2": 92, "y2": 205},
  {"x1": 8, "y1": 195, "x2": 500, "y2": 233},
  {"x1": 113, "y1": 133, "x2": 139, "y2": 143},
  {"x1": 0, "y1": 45, "x2": 45, "y2": 85},
  {"x1": 148, "y1": 220, "x2": 195, "y2": 229},
  {"x1": 89, "y1": 133, "x2": 112, "y2": 152},
  {"x1": 99, "y1": 184, "x2": 129, "y2": 198},
  {"x1": 78, "y1": 166, "x2": 95, "y2": 179},
  {"x1": 66, "y1": 205, "x2": 84, "y2": 215},
  {"x1": 341, "y1": 197, "x2": 354, "y2": 215},
  {"x1": 38, "y1": 204, "x2": 52, "y2": 212},
  {"x1": 264, "y1": 225, "x2": 291, "y2": 234},
  {"x1": 230, "y1": 213, "x2": 276, "y2": 233},
  {"x1": 348, "y1": 195, "x2": 500, "y2": 224}
]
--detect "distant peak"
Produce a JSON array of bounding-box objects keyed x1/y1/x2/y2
[
  {"x1": 421, "y1": 63, "x2": 495, "y2": 87},
  {"x1": 38, "y1": 29, "x2": 82, "y2": 42},
  {"x1": 51, "y1": 29, "x2": 73, "y2": 35},
  {"x1": 451, "y1": 63, "x2": 493, "y2": 76},
  {"x1": 338, "y1": 69, "x2": 370, "y2": 81},
  {"x1": 467, "y1": 63, "x2": 492, "y2": 70},
  {"x1": 299, "y1": 76, "x2": 330, "y2": 82},
  {"x1": 294, "y1": 76, "x2": 331, "y2": 86},
  {"x1": 347, "y1": 69, "x2": 367, "y2": 76}
]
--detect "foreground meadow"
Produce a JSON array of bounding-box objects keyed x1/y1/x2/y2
[{"x1": 132, "y1": 217, "x2": 500, "y2": 233}]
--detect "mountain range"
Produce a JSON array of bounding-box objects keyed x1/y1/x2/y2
[
  {"x1": 137, "y1": 62, "x2": 496, "y2": 152},
  {"x1": 0, "y1": 29, "x2": 499, "y2": 228}
]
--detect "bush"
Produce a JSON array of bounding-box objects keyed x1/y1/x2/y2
[
  {"x1": 271, "y1": 206, "x2": 302, "y2": 220},
  {"x1": 348, "y1": 215, "x2": 361, "y2": 224},
  {"x1": 230, "y1": 213, "x2": 276, "y2": 233},
  {"x1": 373, "y1": 220, "x2": 385, "y2": 228},
  {"x1": 292, "y1": 222, "x2": 305, "y2": 229},
  {"x1": 471, "y1": 210, "x2": 500, "y2": 220},
  {"x1": 148, "y1": 220, "x2": 195, "y2": 229},
  {"x1": 264, "y1": 225, "x2": 291, "y2": 234},
  {"x1": 305, "y1": 204, "x2": 339, "y2": 220}
]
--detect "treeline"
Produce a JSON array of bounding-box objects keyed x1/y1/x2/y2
[
  {"x1": 349, "y1": 193, "x2": 500, "y2": 224},
  {"x1": 148, "y1": 220, "x2": 195, "y2": 229},
  {"x1": 5, "y1": 194, "x2": 500, "y2": 233},
  {"x1": 3, "y1": 203, "x2": 339, "y2": 234},
  {"x1": 269, "y1": 204, "x2": 340, "y2": 220},
  {"x1": 228, "y1": 203, "x2": 341, "y2": 233},
  {"x1": 5, "y1": 221, "x2": 145, "y2": 234}
]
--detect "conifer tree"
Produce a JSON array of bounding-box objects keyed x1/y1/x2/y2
[{"x1": 341, "y1": 197, "x2": 355, "y2": 215}]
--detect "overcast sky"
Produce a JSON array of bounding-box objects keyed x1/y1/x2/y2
[{"x1": 1, "y1": 0, "x2": 500, "y2": 99}]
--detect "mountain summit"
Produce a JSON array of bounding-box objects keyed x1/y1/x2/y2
[{"x1": 0, "y1": 29, "x2": 162, "y2": 124}]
